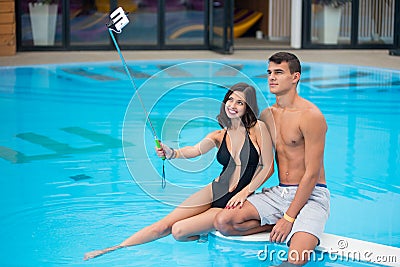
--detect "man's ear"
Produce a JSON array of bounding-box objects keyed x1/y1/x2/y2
[{"x1": 293, "y1": 72, "x2": 301, "y2": 83}]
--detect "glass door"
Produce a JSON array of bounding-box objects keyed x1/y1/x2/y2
[
  {"x1": 306, "y1": 0, "x2": 353, "y2": 46},
  {"x1": 118, "y1": 0, "x2": 159, "y2": 47},
  {"x1": 164, "y1": 0, "x2": 206, "y2": 46},
  {"x1": 209, "y1": 0, "x2": 234, "y2": 54},
  {"x1": 356, "y1": 0, "x2": 396, "y2": 46},
  {"x1": 69, "y1": 0, "x2": 111, "y2": 46},
  {"x1": 389, "y1": 0, "x2": 400, "y2": 55},
  {"x1": 302, "y1": 0, "x2": 399, "y2": 49},
  {"x1": 17, "y1": 0, "x2": 225, "y2": 51}
]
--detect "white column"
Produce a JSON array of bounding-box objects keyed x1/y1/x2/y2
[{"x1": 290, "y1": 0, "x2": 302, "y2": 48}]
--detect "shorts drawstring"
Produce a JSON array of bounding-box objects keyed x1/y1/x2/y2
[{"x1": 281, "y1": 187, "x2": 289, "y2": 198}]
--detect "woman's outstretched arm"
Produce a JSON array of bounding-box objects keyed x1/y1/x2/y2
[{"x1": 156, "y1": 130, "x2": 221, "y2": 159}]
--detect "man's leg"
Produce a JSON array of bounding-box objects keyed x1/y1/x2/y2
[
  {"x1": 284, "y1": 232, "x2": 318, "y2": 266},
  {"x1": 214, "y1": 201, "x2": 273, "y2": 236},
  {"x1": 281, "y1": 187, "x2": 330, "y2": 266}
]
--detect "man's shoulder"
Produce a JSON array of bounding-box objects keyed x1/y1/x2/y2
[
  {"x1": 300, "y1": 98, "x2": 325, "y2": 117},
  {"x1": 299, "y1": 103, "x2": 327, "y2": 135},
  {"x1": 260, "y1": 106, "x2": 274, "y2": 119},
  {"x1": 295, "y1": 97, "x2": 327, "y2": 130}
]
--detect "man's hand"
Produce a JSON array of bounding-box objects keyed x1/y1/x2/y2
[{"x1": 269, "y1": 218, "x2": 293, "y2": 243}]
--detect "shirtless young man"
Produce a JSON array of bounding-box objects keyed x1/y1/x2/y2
[{"x1": 214, "y1": 52, "x2": 330, "y2": 266}]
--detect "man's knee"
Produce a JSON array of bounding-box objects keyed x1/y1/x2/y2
[
  {"x1": 286, "y1": 249, "x2": 313, "y2": 266},
  {"x1": 287, "y1": 232, "x2": 319, "y2": 266},
  {"x1": 213, "y1": 211, "x2": 235, "y2": 235}
]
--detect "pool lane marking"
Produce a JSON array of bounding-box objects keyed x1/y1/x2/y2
[
  {"x1": 0, "y1": 128, "x2": 133, "y2": 164},
  {"x1": 157, "y1": 65, "x2": 193, "y2": 77},
  {"x1": 214, "y1": 64, "x2": 243, "y2": 77},
  {"x1": 0, "y1": 146, "x2": 27, "y2": 164},
  {"x1": 61, "y1": 68, "x2": 118, "y2": 81},
  {"x1": 109, "y1": 66, "x2": 151, "y2": 78},
  {"x1": 61, "y1": 127, "x2": 134, "y2": 148},
  {"x1": 16, "y1": 132, "x2": 74, "y2": 153}
]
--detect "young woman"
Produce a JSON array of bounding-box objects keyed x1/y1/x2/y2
[{"x1": 84, "y1": 82, "x2": 274, "y2": 260}]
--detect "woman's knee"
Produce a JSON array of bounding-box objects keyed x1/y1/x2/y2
[{"x1": 171, "y1": 222, "x2": 188, "y2": 241}]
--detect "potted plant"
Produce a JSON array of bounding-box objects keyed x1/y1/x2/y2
[
  {"x1": 312, "y1": 0, "x2": 352, "y2": 44},
  {"x1": 28, "y1": 0, "x2": 58, "y2": 45}
]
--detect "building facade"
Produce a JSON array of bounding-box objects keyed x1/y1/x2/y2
[{"x1": 4, "y1": 0, "x2": 400, "y2": 54}]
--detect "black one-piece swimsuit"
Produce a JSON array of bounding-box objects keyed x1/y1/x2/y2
[{"x1": 211, "y1": 130, "x2": 260, "y2": 208}]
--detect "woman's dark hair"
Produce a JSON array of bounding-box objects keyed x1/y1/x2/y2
[
  {"x1": 268, "y1": 52, "x2": 301, "y2": 74},
  {"x1": 217, "y1": 83, "x2": 259, "y2": 130}
]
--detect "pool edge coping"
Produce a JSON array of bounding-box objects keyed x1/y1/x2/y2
[{"x1": 211, "y1": 231, "x2": 400, "y2": 266}]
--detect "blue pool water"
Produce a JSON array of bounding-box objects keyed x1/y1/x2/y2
[{"x1": 0, "y1": 60, "x2": 399, "y2": 267}]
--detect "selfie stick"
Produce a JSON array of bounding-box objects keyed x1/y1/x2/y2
[{"x1": 107, "y1": 7, "x2": 166, "y2": 188}]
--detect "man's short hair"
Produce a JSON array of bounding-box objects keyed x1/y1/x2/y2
[{"x1": 269, "y1": 52, "x2": 301, "y2": 74}]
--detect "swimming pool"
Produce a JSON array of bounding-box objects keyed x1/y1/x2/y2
[{"x1": 0, "y1": 60, "x2": 399, "y2": 266}]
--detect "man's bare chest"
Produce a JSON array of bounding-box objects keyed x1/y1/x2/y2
[{"x1": 273, "y1": 110, "x2": 304, "y2": 148}]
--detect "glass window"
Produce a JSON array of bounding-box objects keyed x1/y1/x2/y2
[
  {"x1": 357, "y1": 0, "x2": 395, "y2": 45},
  {"x1": 70, "y1": 0, "x2": 109, "y2": 46},
  {"x1": 165, "y1": 0, "x2": 205, "y2": 45},
  {"x1": 119, "y1": 0, "x2": 158, "y2": 46},
  {"x1": 311, "y1": 1, "x2": 352, "y2": 45},
  {"x1": 20, "y1": 0, "x2": 62, "y2": 47}
]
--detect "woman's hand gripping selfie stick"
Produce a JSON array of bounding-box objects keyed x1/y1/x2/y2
[{"x1": 107, "y1": 7, "x2": 166, "y2": 188}]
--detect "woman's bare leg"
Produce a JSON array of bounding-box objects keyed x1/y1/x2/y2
[
  {"x1": 171, "y1": 208, "x2": 222, "y2": 241},
  {"x1": 84, "y1": 184, "x2": 213, "y2": 260}
]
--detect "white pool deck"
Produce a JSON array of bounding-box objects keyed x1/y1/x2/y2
[{"x1": 212, "y1": 231, "x2": 400, "y2": 266}]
